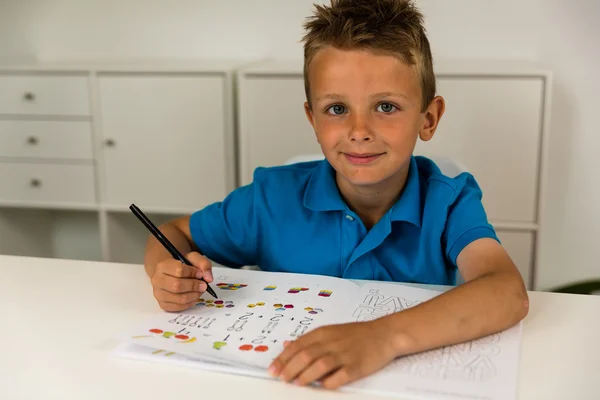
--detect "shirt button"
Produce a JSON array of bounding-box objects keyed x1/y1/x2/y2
[{"x1": 345, "y1": 214, "x2": 354, "y2": 221}]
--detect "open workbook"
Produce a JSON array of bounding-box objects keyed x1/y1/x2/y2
[{"x1": 113, "y1": 266, "x2": 522, "y2": 400}]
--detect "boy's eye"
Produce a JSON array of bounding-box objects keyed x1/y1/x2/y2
[
  {"x1": 326, "y1": 105, "x2": 346, "y2": 115},
  {"x1": 376, "y1": 103, "x2": 397, "y2": 113}
]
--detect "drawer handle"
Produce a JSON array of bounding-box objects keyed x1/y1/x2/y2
[
  {"x1": 104, "y1": 139, "x2": 116, "y2": 147},
  {"x1": 30, "y1": 178, "x2": 42, "y2": 188},
  {"x1": 23, "y1": 92, "x2": 36, "y2": 101},
  {"x1": 27, "y1": 136, "x2": 39, "y2": 145}
]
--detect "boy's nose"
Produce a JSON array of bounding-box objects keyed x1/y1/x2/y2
[{"x1": 348, "y1": 113, "x2": 373, "y2": 142}]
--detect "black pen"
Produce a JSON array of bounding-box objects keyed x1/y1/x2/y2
[{"x1": 129, "y1": 203, "x2": 218, "y2": 299}]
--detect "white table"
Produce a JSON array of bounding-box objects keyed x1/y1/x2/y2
[{"x1": 2, "y1": 255, "x2": 599, "y2": 400}]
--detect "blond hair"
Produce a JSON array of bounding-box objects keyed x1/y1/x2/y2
[{"x1": 302, "y1": 0, "x2": 435, "y2": 112}]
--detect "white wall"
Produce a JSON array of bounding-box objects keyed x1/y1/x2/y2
[{"x1": 0, "y1": 0, "x2": 598, "y2": 290}]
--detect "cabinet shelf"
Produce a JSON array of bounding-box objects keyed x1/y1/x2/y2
[
  {"x1": 105, "y1": 211, "x2": 184, "y2": 265},
  {"x1": 0, "y1": 207, "x2": 102, "y2": 261}
]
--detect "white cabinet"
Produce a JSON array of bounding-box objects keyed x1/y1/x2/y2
[
  {"x1": 98, "y1": 74, "x2": 230, "y2": 211},
  {"x1": 237, "y1": 60, "x2": 552, "y2": 290},
  {"x1": 414, "y1": 77, "x2": 544, "y2": 224},
  {"x1": 0, "y1": 71, "x2": 101, "y2": 262},
  {"x1": 0, "y1": 62, "x2": 238, "y2": 265}
]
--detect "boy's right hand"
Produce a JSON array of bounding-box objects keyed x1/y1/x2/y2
[{"x1": 150, "y1": 252, "x2": 213, "y2": 312}]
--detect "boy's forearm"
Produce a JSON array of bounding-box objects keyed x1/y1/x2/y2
[
  {"x1": 381, "y1": 271, "x2": 529, "y2": 357},
  {"x1": 143, "y1": 223, "x2": 194, "y2": 278}
]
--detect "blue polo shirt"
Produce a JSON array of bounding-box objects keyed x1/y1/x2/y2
[{"x1": 189, "y1": 156, "x2": 498, "y2": 285}]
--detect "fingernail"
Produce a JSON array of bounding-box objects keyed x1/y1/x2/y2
[
  {"x1": 268, "y1": 365, "x2": 278, "y2": 376},
  {"x1": 196, "y1": 270, "x2": 203, "y2": 279},
  {"x1": 283, "y1": 340, "x2": 291, "y2": 347},
  {"x1": 205, "y1": 270, "x2": 213, "y2": 281}
]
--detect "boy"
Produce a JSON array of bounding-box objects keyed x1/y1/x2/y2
[{"x1": 143, "y1": 0, "x2": 529, "y2": 390}]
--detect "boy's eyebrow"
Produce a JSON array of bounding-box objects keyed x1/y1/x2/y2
[
  {"x1": 370, "y1": 91, "x2": 410, "y2": 100},
  {"x1": 315, "y1": 93, "x2": 344, "y2": 101},
  {"x1": 315, "y1": 92, "x2": 410, "y2": 102}
]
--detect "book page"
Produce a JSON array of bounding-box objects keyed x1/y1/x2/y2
[
  {"x1": 111, "y1": 342, "x2": 271, "y2": 380},
  {"x1": 116, "y1": 278, "x2": 522, "y2": 400},
  {"x1": 343, "y1": 282, "x2": 522, "y2": 400},
  {"x1": 119, "y1": 266, "x2": 359, "y2": 368}
]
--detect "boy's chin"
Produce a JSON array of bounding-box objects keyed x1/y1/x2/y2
[{"x1": 338, "y1": 172, "x2": 389, "y2": 187}]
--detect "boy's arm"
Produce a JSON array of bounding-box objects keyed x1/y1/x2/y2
[
  {"x1": 270, "y1": 238, "x2": 528, "y2": 389},
  {"x1": 385, "y1": 173, "x2": 528, "y2": 355},
  {"x1": 270, "y1": 175, "x2": 528, "y2": 389},
  {"x1": 143, "y1": 182, "x2": 259, "y2": 312},
  {"x1": 143, "y1": 216, "x2": 214, "y2": 312},
  {"x1": 384, "y1": 237, "x2": 529, "y2": 357}
]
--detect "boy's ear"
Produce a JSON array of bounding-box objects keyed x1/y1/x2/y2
[
  {"x1": 304, "y1": 101, "x2": 320, "y2": 142},
  {"x1": 419, "y1": 95, "x2": 445, "y2": 142},
  {"x1": 304, "y1": 101, "x2": 315, "y2": 128}
]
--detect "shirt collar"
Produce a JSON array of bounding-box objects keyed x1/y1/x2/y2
[
  {"x1": 390, "y1": 156, "x2": 422, "y2": 227},
  {"x1": 303, "y1": 159, "x2": 348, "y2": 212},
  {"x1": 303, "y1": 156, "x2": 423, "y2": 227}
]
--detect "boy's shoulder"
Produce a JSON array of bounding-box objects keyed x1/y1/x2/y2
[{"x1": 414, "y1": 155, "x2": 483, "y2": 204}]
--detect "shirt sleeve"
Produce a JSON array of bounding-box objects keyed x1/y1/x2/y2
[
  {"x1": 443, "y1": 173, "x2": 500, "y2": 266},
  {"x1": 189, "y1": 183, "x2": 258, "y2": 268}
]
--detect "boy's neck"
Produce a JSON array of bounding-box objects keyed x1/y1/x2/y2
[{"x1": 335, "y1": 167, "x2": 409, "y2": 230}]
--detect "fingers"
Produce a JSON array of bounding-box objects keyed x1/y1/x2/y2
[
  {"x1": 272, "y1": 328, "x2": 325, "y2": 369},
  {"x1": 151, "y1": 255, "x2": 212, "y2": 311},
  {"x1": 186, "y1": 252, "x2": 213, "y2": 282},
  {"x1": 161, "y1": 260, "x2": 203, "y2": 279},
  {"x1": 274, "y1": 345, "x2": 357, "y2": 389},
  {"x1": 294, "y1": 354, "x2": 342, "y2": 386},
  {"x1": 152, "y1": 282, "x2": 204, "y2": 312},
  {"x1": 320, "y1": 367, "x2": 355, "y2": 390},
  {"x1": 156, "y1": 288, "x2": 202, "y2": 305},
  {"x1": 157, "y1": 275, "x2": 207, "y2": 294},
  {"x1": 278, "y1": 346, "x2": 327, "y2": 382},
  {"x1": 159, "y1": 298, "x2": 199, "y2": 312},
  {"x1": 270, "y1": 331, "x2": 332, "y2": 383},
  {"x1": 268, "y1": 324, "x2": 371, "y2": 390}
]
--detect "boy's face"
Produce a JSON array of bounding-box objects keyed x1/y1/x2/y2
[{"x1": 304, "y1": 47, "x2": 443, "y2": 189}]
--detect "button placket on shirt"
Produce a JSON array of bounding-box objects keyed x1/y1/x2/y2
[{"x1": 341, "y1": 211, "x2": 368, "y2": 278}]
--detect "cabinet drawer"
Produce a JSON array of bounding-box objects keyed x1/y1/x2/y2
[
  {"x1": 0, "y1": 74, "x2": 91, "y2": 116},
  {"x1": 496, "y1": 230, "x2": 534, "y2": 289},
  {"x1": 0, "y1": 163, "x2": 96, "y2": 206},
  {"x1": 0, "y1": 121, "x2": 93, "y2": 160}
]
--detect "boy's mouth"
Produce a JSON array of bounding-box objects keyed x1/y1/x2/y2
[{"x1": 342, "y1": 152, "x2": 385, "y2": 165}]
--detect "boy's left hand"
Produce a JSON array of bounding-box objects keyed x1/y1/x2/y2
[{"x1": 268, "y1": 319, "x2": 397, "y2": 389}]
